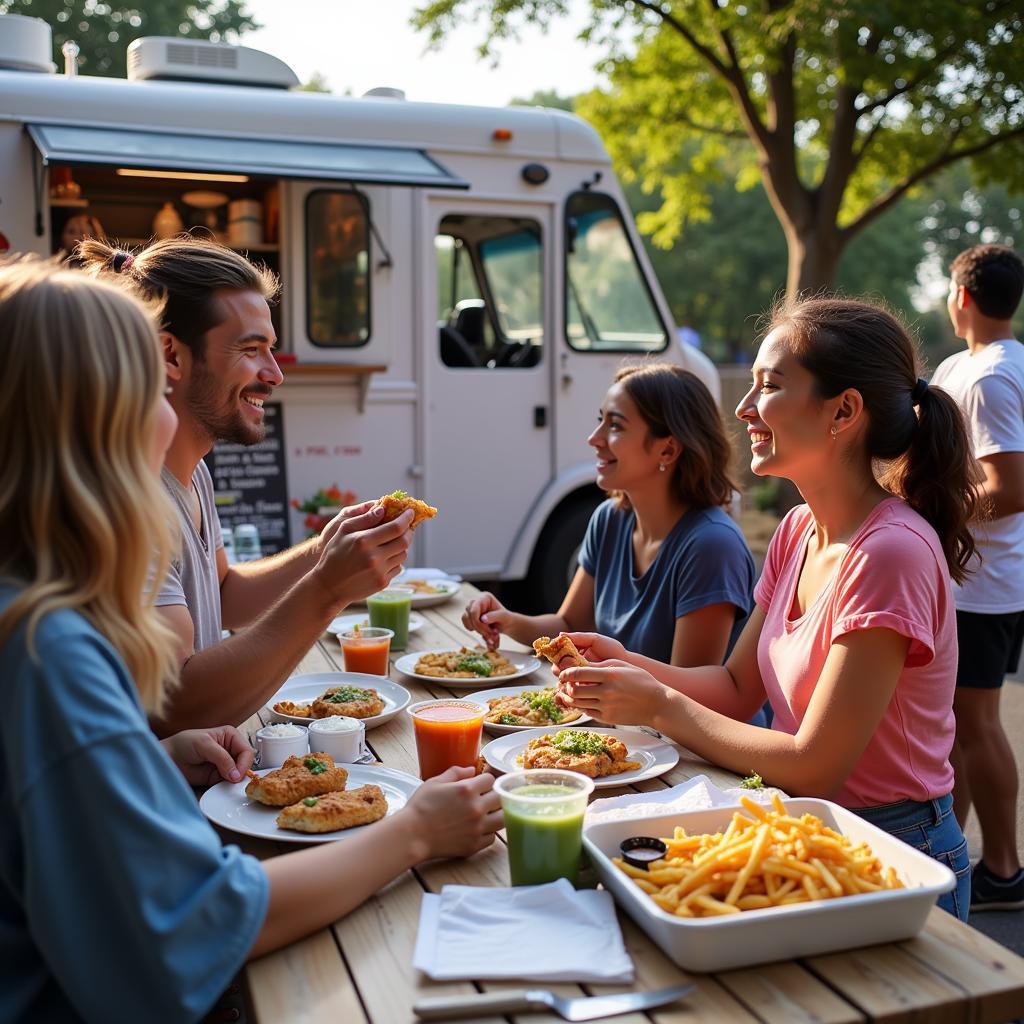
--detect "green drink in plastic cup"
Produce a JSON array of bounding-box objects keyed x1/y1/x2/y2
[
  {"x1": 366, "y1": 586, "x2": 413, "y2": 650},
  {"x1": 495, "y1": 769, "x2": 595, "y2": 886}
]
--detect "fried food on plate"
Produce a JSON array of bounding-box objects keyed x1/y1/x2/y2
[
  {"x1": 533, "y1": 634, "x2": 587, "y2": 668},
  {"x1": 517, "y1": 729, "x2": 641, "y2": 779},
  {"x1": 375, "y1": 489, "x2": 438, "y2": 529},
  {"x1": 272, "y1": 699, "x2": 314, "y2": 719},
  {"x1": 485, "y1": 687, "x2": 583, "y2": 727},
  {"x1": 276, "y1": 785, "x2": 388, "y2": 833},
  {"x1": 414, "y1": 646, "x2": 517, "y2": 679},
  {"x1": 311, "y1": 685, "x2": 385, "y2": 719},
  {"x1": 615, "y1": 793, "x2": 903, "y2": 917},
  {"x1": 245, "y1": 753, "x2": 349, "y2": 806}
]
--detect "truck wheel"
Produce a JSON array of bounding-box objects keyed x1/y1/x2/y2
[{"x1": 524, "y1": 494, "x2": 602, "y2": 612}]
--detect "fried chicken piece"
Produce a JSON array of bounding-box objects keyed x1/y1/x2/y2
[
  {"x1": 375, "y1": 490, "x2": 438, "y2": 529},
  {"x1": 533, "y1": 634, "x2": 587, "y2": 668},
  {"x1": 276, "y1": 785, "x2": 388, "y2": 833},
  {"x1": 272, "y1": 699, "x2": 314, "y2": 719},
  {"x1": 518, "y1": 731, "x2": 641, "y2": 779},
  {"x1": 245, "y1": 753, "x2": 349, "y2": 806},
  {"x1": 311, "y1": 685, "x2": 385, "y2": 719}
]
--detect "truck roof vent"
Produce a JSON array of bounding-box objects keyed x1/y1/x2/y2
[
  {"x1": 127, "y1": 37, "x2": 299, "y2": 89},
  {"x1": 0, "y1": 14, "x2": 56, "y2": 73},
  {"x1": 363, "y1": 87, "x2": 406, "y2": 100}
]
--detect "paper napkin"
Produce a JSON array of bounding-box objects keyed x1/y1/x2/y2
[
  {"x1": 413, "y1": 879, "x2": 634, "y2": 983},
  {"x1": 584, "y1": 773, "x2": 785, "y2": 826}
]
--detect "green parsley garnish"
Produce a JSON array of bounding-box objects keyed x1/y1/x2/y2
[
  {"x1": 456, "y1": 653, "x2": 493, "y2": 677},
  {"x1": 550, "y1": 730, "x2": 609, "y2": 757},
  {"x1": 304, "y1": 757, "x2": 328, "y2": 775},
  {"x1": 523, "y1": 689, "x2": 563, "y2": 723},
  {"x1": 739, "y1": 771, "x2": 764, "y2": 790},
  {"x1": 326, "y1": 686, "x2": 373, "y2": 704},
  {"x1": 498, "y1": 713, "x2": 522, "y2": 725},
  {"x1": 390, "y1": 489, "x2": 408, "y2": 499},
  {"x1": 302, "y1": 797, "x2": 319, "y2": 807}
]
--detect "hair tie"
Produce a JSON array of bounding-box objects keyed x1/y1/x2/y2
[
  {"x1": 911, "y1": 377, "x2": 928, "y2": 404},
  {"x1": 111, "y1": 250, "x2": 134, "y2": 274}
]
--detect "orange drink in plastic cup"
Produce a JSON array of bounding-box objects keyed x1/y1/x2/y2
[
  {"x1": 407, "y1": 699, "x2": 486, "y2": 780},
  {"x1": 339, "y1": 627, "x2": 393, "y2": 676}
]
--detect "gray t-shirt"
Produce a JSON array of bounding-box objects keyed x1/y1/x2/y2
[{"x1": 156, "y1": 461, "x2": 224, "y2": 652}]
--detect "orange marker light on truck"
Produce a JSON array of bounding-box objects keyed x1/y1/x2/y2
[{"x1": 492, "y1": 129, "x2": 513, "y2": 141}]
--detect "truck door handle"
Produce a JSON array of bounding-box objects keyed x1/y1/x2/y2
[{"x1": 533, "y1": 406, "x2": 548, "y2": 428}]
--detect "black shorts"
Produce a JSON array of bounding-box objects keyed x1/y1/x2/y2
[{"x1": 955, "y1": 609, "x2": 1024, "y2": 689}]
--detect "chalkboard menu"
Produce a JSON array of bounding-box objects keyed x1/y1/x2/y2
[{"x1": 204, "y1": 402, "x2": 291, "y2": 556}]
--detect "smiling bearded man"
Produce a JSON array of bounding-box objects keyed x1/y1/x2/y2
[{"x1": 80, "y1": 238, "x2": 414, "y2": 735}]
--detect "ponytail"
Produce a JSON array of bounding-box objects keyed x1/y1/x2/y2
[
  {"x1": 878, "y1": 383, "x2": 982, "y2": 585},
  {"x1": 772, "y1": 297, "x2": 982, "y2": 584},
  {"x1": 76, "y1": 238, "x2": 138, "y2": 277}
]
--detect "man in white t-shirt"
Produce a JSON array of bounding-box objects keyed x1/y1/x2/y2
[{"x1": 931, "y1": 243, "x2": 1024, "y2": 912}]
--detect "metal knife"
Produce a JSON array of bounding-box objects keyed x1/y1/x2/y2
[{"x1": 413, "y1": 983, "x2": 695, "y2": 1021}]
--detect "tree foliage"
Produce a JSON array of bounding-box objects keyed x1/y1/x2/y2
[
  {"x1": 415, "y1": 0, "x2": 1024, "y2": 294},
  {"x1": 0, "y1": 0, "x2": 258, "y2": 78}
]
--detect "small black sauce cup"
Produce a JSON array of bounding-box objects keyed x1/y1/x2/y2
[{"x1": 620, "y1": 836, "x2": 668, "y2": 870}]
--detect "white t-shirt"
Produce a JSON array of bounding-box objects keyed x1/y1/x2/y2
[{"x1": 931, "y1": 339, "x2": 1024, "y2": 613}]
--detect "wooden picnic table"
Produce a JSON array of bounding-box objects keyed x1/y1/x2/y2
[{"x1": 234, "y1": 582, "x2": 1024, "y2": 1024}]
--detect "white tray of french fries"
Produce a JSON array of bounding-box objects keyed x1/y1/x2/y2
[{"x1": 583, "y1": 795, "x2": 955, "y2": 973}]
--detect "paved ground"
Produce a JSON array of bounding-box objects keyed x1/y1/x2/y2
[{"x1": 965, "y1": 670, "x2": 1024, "y2": 954}]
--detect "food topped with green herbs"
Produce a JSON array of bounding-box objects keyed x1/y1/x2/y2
[
  {"x1": 518, "y1": 729, "x2": 642, "y2": 779},
  {"x1": 325, "y1": 686, "x2": 374, "y2": 704},
  {"x1": 415, "y1": 646, "x2": 519, "y2": 680},
  {"x1": 374, "y1": 489, "x2": 438, "y2": 529},
  {"x1": 739, "y1": 771, "x2": 765, "y2": 790},
  {"x1": 273, "y1": 683, "x2": 385, "y2": 722},
  {"x1": 484, "y1": 687, "x2": 584, "y2": 727}
]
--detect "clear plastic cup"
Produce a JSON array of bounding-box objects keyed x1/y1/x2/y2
[
  {"x1": 407, "y1": 699, "x2": 486, "y2": 780},
  {"x1": 494, "y1": 769, "x2": 595, "y2": 886},
  {"x1": 339, "y1": 626, "x2": 393, "y2": 675},
  {"x1": 366, "y1": 585, "x2": 413, "y2": 650}
]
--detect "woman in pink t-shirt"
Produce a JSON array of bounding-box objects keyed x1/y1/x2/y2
[{"x1": 557, "y1": 298, "x2": 981, "y2": 919}]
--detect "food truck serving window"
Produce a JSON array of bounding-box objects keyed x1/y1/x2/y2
[
  {"x1": 565, "y1": 192, "x2": 667, "y2": 353},
  {"x1": 306, "y1": 190, "x2": 370, "y2": 348}
]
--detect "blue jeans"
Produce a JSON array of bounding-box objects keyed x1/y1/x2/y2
[{"x1": 851, "y1": 793, "x2": 970, "y2": 920}]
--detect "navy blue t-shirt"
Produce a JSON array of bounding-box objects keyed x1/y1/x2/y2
[{"x1": 578, "y1": 500, "x2": 755, "y2": 663}]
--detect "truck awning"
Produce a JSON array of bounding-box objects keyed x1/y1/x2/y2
[{"x1": 26, "y1": 122, "x2": 469, "y2": 188}]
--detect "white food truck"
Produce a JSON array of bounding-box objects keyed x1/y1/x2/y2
[{"x1": 0, "y1": 15, "x2": 718, "y2": 607}]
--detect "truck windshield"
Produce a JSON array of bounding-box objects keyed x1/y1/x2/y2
[{"x1": 565, "y1": 192, "x2": 666, "y2": 352}]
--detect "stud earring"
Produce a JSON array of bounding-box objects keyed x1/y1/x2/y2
[{"x1": 659, "y1": 463, "x2": 666, "y2": 472}]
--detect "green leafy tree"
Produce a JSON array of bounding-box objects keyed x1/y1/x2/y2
[
  {"x1": 0, "y1": 1, "x2": 258, "y2": 78},
  {"x1": 415, "y1": 1, "x2": 1024, "y2": 296}
]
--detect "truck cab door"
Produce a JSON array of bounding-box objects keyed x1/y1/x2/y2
[{"x1": 418, "y1": 199, "x2": 554, "y2": 576}]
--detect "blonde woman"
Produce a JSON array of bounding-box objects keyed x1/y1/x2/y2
[{"x1": 0, "y1": 260, "x2": 501, "y2": 1023}]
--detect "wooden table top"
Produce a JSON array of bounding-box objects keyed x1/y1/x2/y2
[{"x1": 234, "y1": 584, "x2": 1024, "y2": 1024}]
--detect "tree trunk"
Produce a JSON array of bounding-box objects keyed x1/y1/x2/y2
[{"x1": 785, "y1": 225, "x2": 844, "y2": 299}]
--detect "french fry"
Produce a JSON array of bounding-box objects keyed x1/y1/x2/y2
[{"x1": 613, "y1": 798, "x2": 903, "y2": 918}]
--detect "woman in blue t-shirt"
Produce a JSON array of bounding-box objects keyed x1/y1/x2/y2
[{"x1": 464, "y1": 363, "x2": 755, "y2": 667}]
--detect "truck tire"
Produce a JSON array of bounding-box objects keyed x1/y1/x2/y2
[{"x1": 523, "y1": 493, "x2": 603, "y2": 612}]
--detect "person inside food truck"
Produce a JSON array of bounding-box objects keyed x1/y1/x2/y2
[{"x1": 79, "y1": 236, "x2": 414, "y2": 735}]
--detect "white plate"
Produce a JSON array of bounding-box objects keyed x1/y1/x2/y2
[
  {"x1": 481, "y1": 727, "x2": 679, "y2": 788},
  {"x1": 394, "y1": 649, "x2": 542, "y2": 688},
  {"x1": 265, "y1": 672, "x2": 411, "y2": 730},
  {"x1": 466, "y1": 683, "x2": 594, "y2": 735},
  {"x1": 326, "y1": 611, "x2": 425, "y2": 637},
  {"x1": 200, "y1": 763, "x2": 420, "y2": 845}
]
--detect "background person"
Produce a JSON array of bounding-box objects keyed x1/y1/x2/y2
[
  {"x1": 0, "y1": 259, "x2": 501, "y2": 1024},
  {"x1": 555, "y1": 298, "x2": 980, "y2": 919},
  {"x1": 932, "y1": 243, "x2": 1024, "y2": 912},
  {"x1": 79, "y1": 238, "x2": 414, "y2": 735},
  {"x1": 463, "y1": 363, "x2": 755, "y2": 672}
]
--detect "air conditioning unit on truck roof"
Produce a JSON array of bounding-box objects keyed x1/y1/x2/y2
[
  {"x1": 127, "y1": 36, "x2": 300, "y2": 89},
  {"x1": 0, "y1": 13, "x2": 720, "y2": 603}
]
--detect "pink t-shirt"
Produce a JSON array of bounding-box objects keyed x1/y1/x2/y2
[{"x1": 753, "y1": 498, "x2": 956, "y2": 807}]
